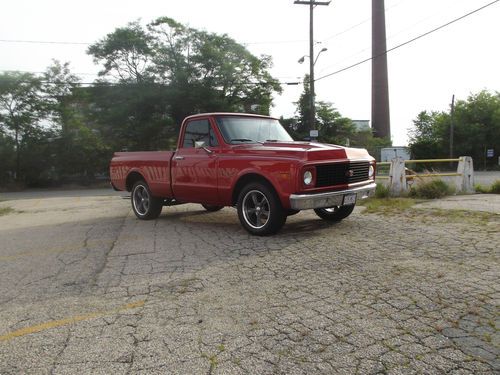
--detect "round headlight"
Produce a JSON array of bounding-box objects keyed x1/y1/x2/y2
[
  {"x1": 368, "y1": 165, "x2": 375, "y2": 178},
  {"x1": 303, "y1": 170, "x2": 313, "y2": 185}
]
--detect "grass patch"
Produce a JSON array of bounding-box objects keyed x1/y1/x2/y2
[
  {"x1": 474, "y1": 183, "x2": 490, "y2": 193},
  {"x1": 416, "y1": 208, "x2": 496, "y2": 225},
  {"x1": 361, "y1": 198, "x2": 416, "y2": 214},
  {"x1": 374, "y1": 183, "x2": 390, "y2": 198},
  {"x1": 490, "y1": 180, "x2": 500, "y2": 194},
  {"x1": 409, "y1": 179, "x2": 454, "y2": 199},
  {"x1": 0, "y1": 207, "x2": 14, "y2": 216},
  {"x1": 475, "y1": 179, "x2": 500, "y2": 194}
]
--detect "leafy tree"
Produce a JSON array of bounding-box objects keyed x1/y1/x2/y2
[
  {"x1": 0, "y1": 133, "x2": 15, "y2": 183},
  {"x1": 409, "y1": 90, "x2": 500, "y2": 168},
  {"x1": 315, "y1": 101, "x2": 356, "y2": 145},
  {"x1": 88, "y1": 21, "x2": 154, "y2": 83},
  {"x1": 87, "y1": 17, "x2": 282, "y2": 129},
  {"x1": 408, "y1": 111, "x2": 446, "y2": 160},
  {"x1": 41, "y1": 61, "x2": 110, "y2": 182},
  {"x1": 0, "y1": 72, "x2": 46, "y2": 180}
]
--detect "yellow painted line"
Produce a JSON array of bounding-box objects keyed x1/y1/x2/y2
[
  {"x1": 406, "y1": 173, "x2": 461, "y2": 178},
  {"x1": 0, "y1": 300, "x2": 145, "y2": 342},
  {"x1": 404, "y1": 158, "x2": 461, "y2": 163}
]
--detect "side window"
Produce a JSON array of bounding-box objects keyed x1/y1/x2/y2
[
  {"x1": 182, "y1": 119, "x2": 219, "y2": 148},
  {"x1": 183, "y1": 120, "x2": 208, "y2": 148}
]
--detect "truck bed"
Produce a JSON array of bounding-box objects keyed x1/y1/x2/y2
[{"x1": 110, "y1": 151, "x2": 175, "y2": 198}]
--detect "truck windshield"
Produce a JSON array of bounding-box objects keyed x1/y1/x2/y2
[{"x1": 215, "y1": 116, "x2": 294, "y2": 144}]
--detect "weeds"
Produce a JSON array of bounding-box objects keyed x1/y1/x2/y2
[
  {"x1": 361, "y1": 198, "x2": 416, "y2": 214},
  {"x1": 374, "y1": 183, "x2": 390, "y2": 198},
  {"x1": 490, "y1": 180, "x2": 500, "y2": 194},
  {"x1": 475, "y1": 180, "x2": 500, "y2": 194},
  {"x1": 0, "y1": 207, "x2": 13, "y2": 216},
  {"x1": 409, "y1": 179, "x2": 454, "y2": 199}
]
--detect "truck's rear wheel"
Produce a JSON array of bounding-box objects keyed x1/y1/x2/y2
[
  {"x1": 314, "y1": 204, "x2": 355, "y2": 222},
  {"x1": 237, "y1": 182, "x2": 286, "y2": 236},
  {"x1": 131, "y1": 181, "x2": 163, "y2": 220},
  {"x1": 201, "y1": 204, "x2": 223, "y2": 212}
]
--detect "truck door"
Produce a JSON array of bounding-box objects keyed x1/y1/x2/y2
[{"x1": 171, "y1": 118, "x2": 220, "y2": 205}]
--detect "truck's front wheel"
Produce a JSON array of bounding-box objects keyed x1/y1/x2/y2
[
  {"x1": 314, "y1": 205, "x2": 355, "y2": 222},
  {"x1": 237, "y1": 182, "x2": 286, "y2": 236},
  {"x1": 131, "y1": 181, "x2": 163, "y2": 220}
]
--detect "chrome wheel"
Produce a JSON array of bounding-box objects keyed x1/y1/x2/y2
[
  {"x1": 133, "y1": 184, "x2": 150, "y2": 216},
  {"x1": 242, "y1": 190, "x2": 270, "y2": 229}
]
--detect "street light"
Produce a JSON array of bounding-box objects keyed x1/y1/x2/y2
[
  {"x1": 294, "y1": 0, "x2": 331, "y2": 134},
  {"x1": 298, "y1": 48, "x2": 328, "y2": 65},
  {"x1": 298, "y1": 47, "x2": 327, "y2": 137}
]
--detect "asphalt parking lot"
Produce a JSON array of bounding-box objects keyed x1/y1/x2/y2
[{"x1": 0, "y1": 191, "x2": 498, "y2": 374}]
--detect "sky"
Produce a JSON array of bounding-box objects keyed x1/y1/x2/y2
[{"x1": 1, "y1": 0, "x2": 499, "y2": 146}]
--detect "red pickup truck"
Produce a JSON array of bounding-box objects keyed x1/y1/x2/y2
[{"x1": 110, "y1": 113, "x2": 376, "y2": 235}]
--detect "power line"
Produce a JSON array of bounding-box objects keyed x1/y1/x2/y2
[
  {"x1": 6, "y1": 79, "x2": 300, "y2": 87},
  {"x1": 0, "y1": 0, "x2": 401, "y2": 48},
  {"x1": 0, "y1": 39, "x2": 91, "y2": 45},
  {"x1": 321, "y1": 0, "x2": 407, "y2": 42},
  {"x1": 315, "y1": 0, "x2": 500, "y2": 82},
  {"x1": 316, "y1": 0, "x2": 468, "y2": 76}
]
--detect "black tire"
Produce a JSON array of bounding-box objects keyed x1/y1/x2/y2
[
  {"x1": 131, "y1": 180, "x2": 163, "y2": 220},
  {"x1": 237, "y1": 182, "x2": 286, "y2": 236},
  {"x1": 314, "y1": 204, "x2": 355, "y2": 222},
  {"x1": 201, "y1": 204, "x2": 223, "y2": 212}
]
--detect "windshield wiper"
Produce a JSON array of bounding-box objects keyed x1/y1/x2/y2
[{"x1": 230, "y1": 138, "x2": 263, "y2": 144}]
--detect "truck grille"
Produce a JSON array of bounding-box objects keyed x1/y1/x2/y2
[{"x1": 316, "y1": 162, "x2": 370, "y2": 187}]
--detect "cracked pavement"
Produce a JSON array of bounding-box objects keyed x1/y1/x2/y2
[{"x1": 0, "y1": 193, "x2": 498, "y2": 374}]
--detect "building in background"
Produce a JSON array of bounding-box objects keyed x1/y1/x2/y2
[
  {"x1": 352, "y1": 120, "x2": 371, "y2": 132},
  {"x1": 381, "y1": 147, "x2": 411, "y2": 162}
]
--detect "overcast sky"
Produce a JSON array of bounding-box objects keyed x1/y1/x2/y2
[{"x1": 1, "y1": 0, "x2": 499, "y2": 145}]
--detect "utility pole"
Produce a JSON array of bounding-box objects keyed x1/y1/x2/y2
[
  {"x1": 449, "y1": 94, "x2": 455, "y2": 159},
  {"x1": 372, "y1": 0, "x2": 391, "y2": 139},
  {"x1": 294, "y1": 0, "x2": 331, "y2": 132}
]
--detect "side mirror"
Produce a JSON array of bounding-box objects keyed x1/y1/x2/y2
[{"x1": 195, "y1": 141, "x2": 213, "y2": 154}]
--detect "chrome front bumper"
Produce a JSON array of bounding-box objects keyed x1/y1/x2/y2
[{"x1": 289, "y1": 182, "x2": 376, "y2": 210}]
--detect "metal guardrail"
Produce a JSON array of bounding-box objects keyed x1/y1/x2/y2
[
  {"x1": 375, "y1": 156, "x2": 474, "y2": 194},
  {"x1": 376, "y1": 157, "x2": 464, "y2": 180}
]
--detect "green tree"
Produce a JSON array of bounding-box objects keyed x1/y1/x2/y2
[
  {"x1": 87, "y1": 17, "x2": 282, "y2": 130},
  {"x1": 88, "y1": 21, "x2": 154, "y2": 83},
  {"x1": 315, "y1": 101, "x2": 355, "y2": 145},
  {"x1": 43, "y1": 61, "x2": 110, "y2": 182},
  {"x1": 408, "y1": 111, "x2": 446, "y2": 160},
  {"x1": 409, "y1": 90, "x2": 500, "y2": 168},
  {"x1": 0, "y1": 72, "x2": 46, "y2": 181}
]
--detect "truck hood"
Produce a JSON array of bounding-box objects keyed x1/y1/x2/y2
[{"x1": 230, "y1": 141, "x2": 374, "y2": 162}]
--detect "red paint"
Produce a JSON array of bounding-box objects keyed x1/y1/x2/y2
[{"x1": 110, "y1": 113, "x2": 376, "y2": 209}]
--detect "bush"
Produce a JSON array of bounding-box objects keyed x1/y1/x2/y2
[
  {"x1": 474, "y1": 183, "x2": 489, "y2": 193},
  {"x1": 490, "y1": 180, "x2": 500, "y2": 194},
  {"x1": 409, "y1": 179, "x2": 454, "y2": 199},
  {"x1": 475, "y1": 180, "x2": 500, "y2": 194},
  {"x1": 375, "y1": 183, "x2": 390, "y2": 198}
]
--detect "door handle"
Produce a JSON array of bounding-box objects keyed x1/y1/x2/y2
[{"x1": 174, "y1": 156, "x2": 185, "y2": 160}]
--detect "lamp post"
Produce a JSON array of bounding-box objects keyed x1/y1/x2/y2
[
  {"x1": 294, "y1": 0, "x2": 331, "y2": 132},
  {"x1": 298, "y1": 47, "x2": 327, "y2": 134}
]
